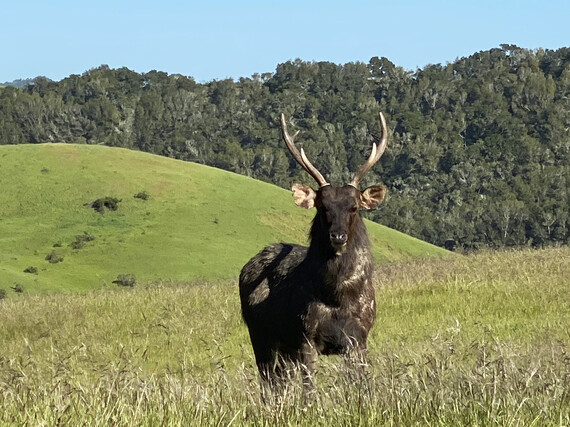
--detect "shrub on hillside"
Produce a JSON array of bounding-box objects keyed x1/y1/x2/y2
[
  {"x1": 134, "y1": 191, "x2": 150, "y2": 200},
  {"x1": 0, "y1": 289, "x2": 6, "y2": 300},
  {"x1": 24, "y1": 266, "x2": 38, "y2": 274},
  {"x1": 11, "y1": 284, "x2": 24, "y2": 293},
  {"x1": 71, "y1": 232, "x2": 96, "y2": 249},
  {"x1": 112, "y1": 274, "x2": 136, "y2": 287},
  {"x1": 45, "y1": 251, "x2": 64, "y2": 264},
  {"x1": 86, "y1": 197, "x2": 121, "y2": 214},
  {"x1": 71, "y1": 241, "x2": 84, "y2": 250}
]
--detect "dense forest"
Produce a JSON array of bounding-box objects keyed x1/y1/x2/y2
[{"x1": 1, "y1": 44, "x2": 568, "y2": 250}]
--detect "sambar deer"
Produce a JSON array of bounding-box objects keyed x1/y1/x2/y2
[{"x1": 239, "y1": 113, "x2": 389, "y2": 389}]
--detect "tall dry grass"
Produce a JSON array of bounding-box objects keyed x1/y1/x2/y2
[{"x1": 1, "y1": 247, "x2": 568, "y2": 425}]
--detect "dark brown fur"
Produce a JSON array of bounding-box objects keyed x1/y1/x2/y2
[{"x1": 239, "y1": 184, "x2": 386, "y2": 386}]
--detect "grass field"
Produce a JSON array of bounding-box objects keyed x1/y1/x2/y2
[
  {"x1": 1, "y1": 247, "x2": 568, "y2": 425},
  {"x1": 0, "y1": 144, "x2": 447, "y2": 294}
]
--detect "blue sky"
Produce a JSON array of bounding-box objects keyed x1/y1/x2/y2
[{"x1": 2, "y1": 0, "x2": 569, "y2": 83}]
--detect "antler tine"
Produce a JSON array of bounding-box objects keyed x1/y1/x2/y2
[
  {"x1": 349, "y1": 112, "x2": 388, "y2": 188},
  {"x1": 280, "y1": 114, "x2": 303, "y2": 165},
  {"x1": 280, "y1": 114, "x2": 329, "y2": 187}
]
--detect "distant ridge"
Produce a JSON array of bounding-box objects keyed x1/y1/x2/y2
[{"x1": 1, "y1": 78, "x2": 36, "y2": 88}]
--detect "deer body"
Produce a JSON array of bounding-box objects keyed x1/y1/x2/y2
[{"x1": 239, "y1": 114, "x2": 388, "y2": 385}]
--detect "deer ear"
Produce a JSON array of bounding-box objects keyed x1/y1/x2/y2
[
  {"x1": 360, "y1": 185, "x2": 387, "y2": 210},
  {"x1": 292, "y1": 184, "x2": 317, "y2": 209}
]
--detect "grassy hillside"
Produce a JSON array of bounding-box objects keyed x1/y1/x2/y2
[
  {"x1": 0, "y1": 247, "x2": 568, "y2": 425},
  {"x1": 0, "y1": 144, "x2": 447, "y2": 293}
]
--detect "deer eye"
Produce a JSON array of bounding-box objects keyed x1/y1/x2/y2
[{"x1": 350, "y1": 205, "x2": 359, "y2": 213}]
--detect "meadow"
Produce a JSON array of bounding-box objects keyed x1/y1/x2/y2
[
  {"x1": 0, "y1": 144, "x2": 446, "y2": 294},
  {"x1": 1, "y1": 247, "x2": 568, "y2": 426}
]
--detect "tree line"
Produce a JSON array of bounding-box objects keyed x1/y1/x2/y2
[{"x1": 1, "y1": 44, "x2": 568, "y2": 250}]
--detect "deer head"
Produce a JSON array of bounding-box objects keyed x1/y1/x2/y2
[{"x1": 280, "y1": 113, "x2": 388, "y2": 254}]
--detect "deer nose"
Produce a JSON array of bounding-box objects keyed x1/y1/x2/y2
[{"x1": 330, "y1": 232, "x2": 348, "y2": 245}]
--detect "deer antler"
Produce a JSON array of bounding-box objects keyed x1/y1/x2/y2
[
  {"x1": 280, "y1": 114, "x2": 329, "y2": 188},
  {"x1": 349, "y1": 112, "x2": 388, "y2": 188}
]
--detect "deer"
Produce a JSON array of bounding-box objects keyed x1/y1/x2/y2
[{"x1": 239, "y1": 113, "x2": 388, "y2": 392}]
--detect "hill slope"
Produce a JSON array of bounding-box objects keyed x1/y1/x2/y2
[{"x1": 0, "y1": 144, "x2": 448, "y2": 292}]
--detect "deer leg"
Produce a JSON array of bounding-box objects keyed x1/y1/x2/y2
[
  {"x1": 344, "y1": 342, "x2": 368, "y2": 369},
  {"x1": 258, "y1": 354, "x2": 299, "y2": 404},
  {"x1": 338, "y1": 319, "x2": 372, "y2": 389},
  {"x1": 249, "y1": 332, "x2": 287, "y2": 402},
  {"x1": 298, "y1": 340, "x2": 318, "y2": 390}
]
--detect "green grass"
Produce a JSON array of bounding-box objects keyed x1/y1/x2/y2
[
  {"x1": 0, "y1": 247, "x2": 568, "y2": 425},
  {"x1": 0, "y1": 143, "x2": 447, "y2": 293}
]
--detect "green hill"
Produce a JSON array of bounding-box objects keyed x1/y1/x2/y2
[{"x1": 0, "y1": 144, "x2": 448, "y2": 293}]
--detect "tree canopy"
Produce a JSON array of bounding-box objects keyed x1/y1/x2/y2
[{"x1": 1, "y1": 45, "x2": 569, "y2": 250}]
